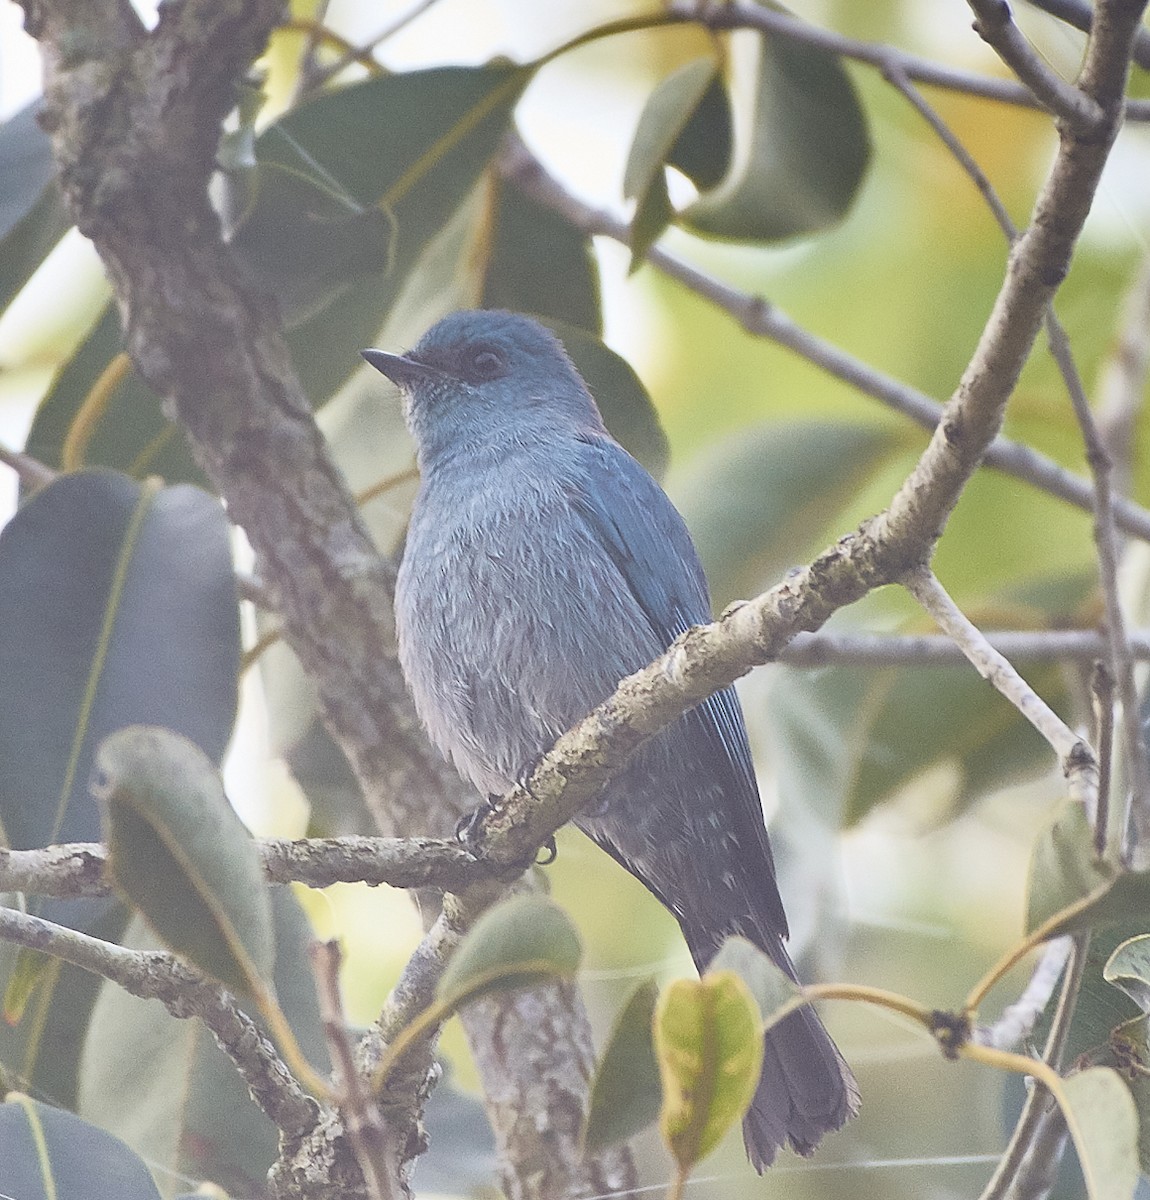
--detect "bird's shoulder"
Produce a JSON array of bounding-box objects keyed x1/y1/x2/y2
[{"x1": 567, "y1": 432, "x2": 711, "y2": 632}]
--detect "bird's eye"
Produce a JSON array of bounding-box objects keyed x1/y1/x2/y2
[{"x1": 462, "y1": 345, "x2": 505, "y2": 382}]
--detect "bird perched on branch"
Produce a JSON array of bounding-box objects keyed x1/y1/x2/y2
[{"x1": 363, "y1": 309, "x2": 858, "y2": 1169}]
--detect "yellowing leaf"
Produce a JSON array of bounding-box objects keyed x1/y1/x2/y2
[{"x1": 655, "y1": 971, "x2": 764, "y2": 1169}]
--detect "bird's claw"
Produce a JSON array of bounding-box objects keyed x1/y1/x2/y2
[
  {"x1": 454, "y1": 797, "x2": 499, "y2": 852},
  {"x1": 535, "y1": 836, "x2": 558, "y2": 866}
]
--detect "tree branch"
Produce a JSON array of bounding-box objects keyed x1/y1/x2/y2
[
  {"x1": 967, "y1": 0, "x2": 1106, "y2": 130},
  {"x1": 0, "y1": 904, "x2": 320, "y2": 1141},
  {"x1": 500, "y1": 141, "x2": 1150, "y2": 544},
  {"x1": 683, "y1": 0, "x2": 1150, "y2": 120},
  {"x1": 904, "y1": 567, "x2": 1097, "y2": 806}
]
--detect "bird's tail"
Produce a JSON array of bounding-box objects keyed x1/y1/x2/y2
[{"x1": 684, "y1": 923, "x2": 859, "y2": 1171}]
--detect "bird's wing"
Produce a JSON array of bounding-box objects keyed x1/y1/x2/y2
[{"x1": 571, "y1": 434, "x2": 786, "y2": 936}]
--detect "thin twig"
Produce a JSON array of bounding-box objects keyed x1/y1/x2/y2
[
  {"x1": 1091, "y1": 662, "x2": 1116, "y2": 857},
  {"x1": 903, "y1": 567, "x2": 1098, "y2": 808},
  {"x1": 976, "y1": 935, "x2": 1087, "y2": 1200},
  {"x1": 977, "y1": 937, "x2": 1072, "y2": 1051},
  {"x1": 303, "y1": 0, "x2": 442, "y2": 93},
  {"x1": 784, "y1": 630, "x2": 1150, "y2": 666},
  {"x1": 0, "y1": 442, "x2": 58, "y2": 492},
  {"x1": 311, "y1": 940, "x2": 397, "y2": 1200},
  {"x1": 499, "y1": 140, "x2": 1150, "y2": 544},
  {"x1": 967, "y1": 0, "x2": 1105, "y2": 131},
  {"x1": 235, "y1": 570, "x2": 274, "y2": 608},
  {"x1": 882, "y1": 65, "x2": 1018, "y2": 238},
  {"x1": 1044, "y1": 312, "x2": 1150, "y2": 852}
]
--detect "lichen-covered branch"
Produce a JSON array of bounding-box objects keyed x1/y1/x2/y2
[{"x1": 0, "y1": 904, "x2": 319, "y2": 1140}]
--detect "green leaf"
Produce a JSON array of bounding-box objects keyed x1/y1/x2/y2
[
  {"x1": 225, "y1": 138, "x2": 393, "y2": 326},
  {"x1": 1024, "y1": 802, "x2": 1150, "y2": 938},
  {"x1": 0, "y1": 1093, "x2": 162, "y2": 1200},
  {"x1": 480, "y1": 180, "x2": 602, "y2": 333},
  {"x1": 0, "y1": 472, "x2": 238, "y2": 1099},
  {"x1": 1057, "y1": 1069, "x2": 1139, "y2": 1200},
  {"x1": 625, "y1": 60, "x2": 718, "y2": 204},
  {"x1": 682, "y1": 6, "x2": 870, "y2": 242},
  {"x1": 437, "y1": 895, "x2": 582, "y2": 1009},
  {"x1": 623, "y1": 58, "x2": 718, "y2": 268},
  {"x1": 78, "y1": 896, "x2": 328, "y2": 1195},
  {"x1": 541, "y1": 320, "x2": 669, "y2": 479},
  {"x1": 1103, "y1": 937, "x2": 1150, "y2": 1011},
  {"x1": 584, "y1": 978, "x2": 662, "y2": 1151},
  {"x1": 25, "y1": 306, "x2": 204, "y2": 483},
  {"x1": 1034, "y1": 926, "x2": 1145, "y2": 1066},
  {"x1": 0, "y1": 908, "x2": 127, "y2": 1110},
  {"x1": 0, "y1": 103, "x2": 73, "y2": 318},
  {"x1": 628, "y1": 168, "x2": 674, "y2": 273},
  {"x1": 709, "y1": 935, "x2": 798, "y2": 1026},
  {"x1": 674, "y1": 421, "x2": 901, "y2": 609},
  {"x1": 95, "y1": 726, "x2": 274, "y2": 997},
  {"x1": 655, "y1": 972, "x2": 765, "y2": 1170},
  {"x1": 667, "y1": 73, "x2": 732, "y2": 191},
  {"x1": 267, "y1": 64, "x2": 531, "y2": 402},
  {"x1": 770, "y1": 658, "x2": 1064, "y2": 830},
  {"x1": 0, "y1": 471, "x2": 239, "y2": 852}
]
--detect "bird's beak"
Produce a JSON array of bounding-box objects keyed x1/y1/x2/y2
[{"x1": 360, "y1": 348, "x2": 440, "y2": 388}]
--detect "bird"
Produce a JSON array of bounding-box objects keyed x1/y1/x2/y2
[{"x1": 362, "y1": 309, "x2": 858, "y2": 1169}]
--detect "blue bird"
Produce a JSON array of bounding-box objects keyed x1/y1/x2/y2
[{"x1": 362, "y1": 310, "x2": 858, "y2": 1169}]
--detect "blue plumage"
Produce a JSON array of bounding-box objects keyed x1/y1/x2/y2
[{"x1": 363, "y1": 310, "x2": 857, "y2": 1169}]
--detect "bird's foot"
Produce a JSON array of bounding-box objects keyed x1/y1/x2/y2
[{"x1": 454, "y1": 797, "x2": 499, "y2": 852}]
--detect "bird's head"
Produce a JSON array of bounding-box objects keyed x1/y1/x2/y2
[{"x1": 362, "y1": 310, "x2": 605, "y2": 465}]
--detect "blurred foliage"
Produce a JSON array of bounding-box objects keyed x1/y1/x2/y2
[{"x1": 0, "y1": 0, "x2": 1149, "y2": 1197}]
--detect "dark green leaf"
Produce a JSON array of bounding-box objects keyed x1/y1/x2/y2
[
  {"x1": 0, "y1": 103, "x2": 73, "y2": 318},
  {"x1": 1057, "y1": 1069, "x2": 1138, "y2": 1200},
  {"x1": 1023, "y1": 802, "x2": 1150, "y2": 938},
  {"x1": 655, "y1": 972, "x2": 764, "y2": 1169},
  {"x1": 770, "y1": 658, "x2": 1063, "y2": 830},
  {"x1": 95, "y1": 726, "x2": 274, "y2": 996},
  {"x1": 481, "y1": 181, "x2": 601, "y2": 333},
  {"x1": 25, "y1": 306, "x2": 204, "y2": 483},
  {"x1": 683, "y1": 7, "x2": 871, "y2": 242},
  {"x1": 584, "y1": 978, "x2": 662, "y2": 1151},
  {"x1": 623, "y1": 58, "x2": 717, "y2": 267},
  {"x1": 265, "y1": 65, "x2": 530, "y2": 401},
  {"x1": 674, "y1": 421, "x2": 901, "y2": 609},
  {"x1": 1034, "y1": 926, "x2": 1145, "y2": 1067},
  {"x1": 0, "y1": 1093, "x2": 161, "y2": 1200},
  {"x1": 628, "y1": 168, "x2": 674, "y2": 273},
  {"x1": 667, "y1": 73, "x2": 732, "y2": 191},
  {"x1": 0, "y1": 471, "x2": 239, "y2": 851},
  {"x1": 709, "y1": 935, "x2": 798, "y2": 1026},
  {"x1": 625, "y1": 60, "x2": 718, "y2": 203},
  {"x1": 542, "y1": 320, "x2": 669, "y2": 479},
  {"x1": 437, "y1": 895, "x2": 582, "y2": 1008},
  {"x1": 226, "y1": 140, "x2": 393, "y2": 326},
  {"x1": 0, "y1": 907, "x2": 127, "y2": 1110},
  {"x1": 78, "y1": 896, "x2": 327, "y2": 1194}
]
